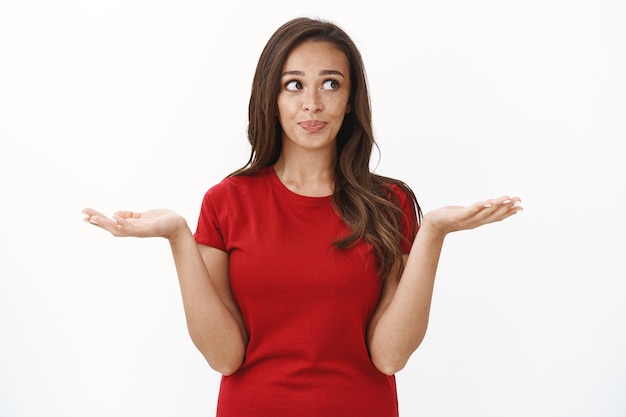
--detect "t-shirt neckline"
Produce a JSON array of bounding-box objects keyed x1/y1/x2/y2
[{"x1": 269, "y1": 166, "x2": 333, "y2": 205}]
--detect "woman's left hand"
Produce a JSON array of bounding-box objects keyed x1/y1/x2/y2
[{"x1": 422, "y1": 195, "x2": 523, "y2": 238}]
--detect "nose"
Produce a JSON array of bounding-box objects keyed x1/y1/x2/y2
[{"x1": 303, "y1": 88, "x2": 323, "y2": 112}]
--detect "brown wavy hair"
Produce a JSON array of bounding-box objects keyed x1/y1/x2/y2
[{"x1": 230, "y1": 17, "x2": 421, "y2": 280}]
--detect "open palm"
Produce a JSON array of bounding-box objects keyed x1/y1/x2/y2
[
  {"x1": 423, "y1": 195, "x2": 522, "y2": 237},
  {"x1": 82, "y1": 208, "x2": 187, "y2": 240}
]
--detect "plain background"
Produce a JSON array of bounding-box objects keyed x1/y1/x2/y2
[{"x1": 1, "y1": 0, "x2": 625, "y2": 416}]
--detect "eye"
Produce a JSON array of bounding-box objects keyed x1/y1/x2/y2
[
  {"x1": 285, "y1": 80, "x2": 302, "y2": 91},
  {"x1": 322, "y1": 79, "x2": 339, "y2": 90}
]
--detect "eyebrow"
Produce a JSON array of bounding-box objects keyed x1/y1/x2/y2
[{"x1": 281, "y1": 69, "x2": 346, "y2": 78}]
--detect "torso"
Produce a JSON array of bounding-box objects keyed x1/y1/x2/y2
[{"x1": 194, "y1": 167, "x2": 402, "y2": 417}]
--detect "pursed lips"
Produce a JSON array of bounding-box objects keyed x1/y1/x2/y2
[{"x1": 299, "y1": 120, "x2": 327, "y2": 132}]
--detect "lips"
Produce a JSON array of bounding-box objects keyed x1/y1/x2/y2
[{"x1": 299, "y1": 120, "x2": 327, "y2": 132}]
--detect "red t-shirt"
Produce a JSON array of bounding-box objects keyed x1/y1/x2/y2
[{"x1": 194, "y1": 166, "x2": 415, "y2": 417}]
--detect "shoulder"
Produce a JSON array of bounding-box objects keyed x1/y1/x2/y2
[
  {"x1": 198, "y1": 168, "x2": 274, "y2": 225},
  {"x1": 373, "y1": 175, "x2": 416, "y2": 208},
  {"x1": 386, "y1": 182, "x2": 411, "y2": 201},
  {"x1": 204, "y1": 167, "x2": 273, "y2": 199},
  {"x1": 376, "y1": 176, "x2": 421, "y2": 247},
  {"x1": 375, "y1": 174, "x2": 421, "y2": 227}
]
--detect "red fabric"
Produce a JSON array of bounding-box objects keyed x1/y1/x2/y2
[{"x1": 194, "y1": 167, "x2": 416, "y2": 417}]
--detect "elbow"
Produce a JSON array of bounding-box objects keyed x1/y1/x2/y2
[
  {"x1": 211, "y1": 358, "x2": 243, "y2": 376},
  {"x1": 220, "y1": 366, "x2": 240, "y2": 377},
  {"x1": 371, "y1": 355, "x2": 409, "y2": 376},
  {"x1": 189, "y1": 333, "x2": 245, "y2": 376},
  {"x1": 369, "y1": 334, "x2": 426, "y2": 376},
  {"x1": 202, "y1": 350, "x2": 244, "y2": 376}
]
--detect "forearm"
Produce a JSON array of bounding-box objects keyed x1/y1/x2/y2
[
  {"x1": 368, "y1": 196, "x2": 522, "y2": 374},
  {"x1": 168, "y1": 225, "x2": 246, "y2": 375},
  {"x1": 368, "y1": 225, "x2": 445, "y2": 375}
]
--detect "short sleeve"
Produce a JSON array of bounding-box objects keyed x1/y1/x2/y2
[
  {"x1": 388, "y1": 183, "x2": 418, "y2": 254},
  {"x1": 194, "y1": 182, "x2": 228, "y2": 251}
]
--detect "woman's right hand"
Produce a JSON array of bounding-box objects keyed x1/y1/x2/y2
[{"x1": 82, "y1": 208, "x2": 188, "y2": 240}]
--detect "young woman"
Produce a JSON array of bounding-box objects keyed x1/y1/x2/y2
[{"x1": 83, "y1": 17, "x2": 522, "y2": 417}]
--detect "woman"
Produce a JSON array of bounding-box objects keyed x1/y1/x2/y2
[{"x1": 83, "y1": 17, "x2": 522, "y2": 416}]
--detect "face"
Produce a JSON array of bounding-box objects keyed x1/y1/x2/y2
[{"x1": 277, "y1": 40, "x2": 351, "y2": 155}]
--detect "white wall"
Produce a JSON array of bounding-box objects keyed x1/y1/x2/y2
[{"x1": 1, "y1": 1, "x2": 624, "y2": 416}]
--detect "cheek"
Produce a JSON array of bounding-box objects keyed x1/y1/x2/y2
[
  {"x1": 277, "y1": 97, "x2": 298, "y2": 119},
  {"x1": 328, "y1": 95, "x2": 351, "y2": 115}
]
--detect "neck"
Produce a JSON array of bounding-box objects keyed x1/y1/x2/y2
[{"x1": 273, "y1": 151, "x2": 335, "y2": 197}]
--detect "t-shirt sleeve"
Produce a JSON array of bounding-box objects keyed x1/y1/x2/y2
[
  {"x1": 388, "y1": 183, "x2": 418, "y2": 254},
  {"x1": 193, "y1": 182, "x2": 228, "y2": 251}
]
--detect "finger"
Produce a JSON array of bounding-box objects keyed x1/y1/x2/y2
[
  {"x1": 482, "y1": 197, "x2": 512, "y2": 217},
  {"x1": 480, "y1": 195, "x2": 509, "y2": 207},
  {"x1": 467, "y1": 196, "x2": 522, "y2": 226},
  {"x1": 112, "y1": 214, "x2": 133, "y2": 228},
  {"x1": 82, "y1": 207, "x2": 107, "y2": 220},
  {"x1": 111, "y1": 214, "x2": 150, "y2": 237},
  {"x1": 485, "y1": 197, "x2": 523, "y2": 222},
  {"x1": 82, "y1": 208, "x2": 106, "y2": 226},
  {"x1": 87, "y1": 215, "x2": 128, "y2": 236},
  {"x1": 504, "y1": 200, "x2": 524, "y2": 216},
  {"x1": 113, "y1": 210, "x2": 142, "y2": 219},
  {"x1": 466, "y1": 200, "x2": 496, "y2": 216},
  {"x1": 467, "y1": 198, "x2": 502, "y2": 218},
  {"x1": 491, "y1": 206, "x2": 523, "y2": 223},
  {"x1": 494, "y1": 196, "x2": 522, "y2": 213},
  {"x1": 479, "y1": 196, "x2": 522, "y2": 211}
]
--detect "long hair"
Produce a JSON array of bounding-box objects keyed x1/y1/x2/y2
[{"x1": 231, "y1": 17, "x2": 422, "y2": 280}]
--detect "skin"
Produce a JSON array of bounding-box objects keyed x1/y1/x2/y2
[
  {"x1": 83, "y1": 40, "x2": 523, "y2": 376},
  {"x1": 273, "y1": 40, "x2": 351, "y2": 197}
]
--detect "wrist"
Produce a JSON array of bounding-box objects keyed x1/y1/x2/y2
[
  {"x1": 419, "y1": 215, "x2": 449, "y2": 241},
  {"x1": 166, "y1": 216, "x2": 191, "y2": 242}
]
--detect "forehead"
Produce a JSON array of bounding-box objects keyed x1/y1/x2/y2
[{"x1": 282, "y1": 40, "x2": 350, "y2": 72}]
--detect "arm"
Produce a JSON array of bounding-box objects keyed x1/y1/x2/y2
[
  {"x1": 170, "y1": 230, "x2": 247, "y2": 375},
  {"x1": 82, "y1": 208, "x2": 247, "y2": 375},
  {"x1": 366, "y1": 196, "x2": 522, "y2": 375}
]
